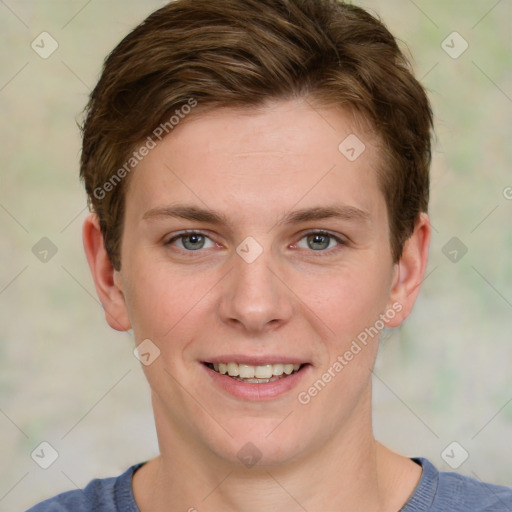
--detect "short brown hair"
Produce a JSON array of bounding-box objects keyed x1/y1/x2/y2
[{"x1": 80, "y1": 0, "x2": 433, "y2": 270}]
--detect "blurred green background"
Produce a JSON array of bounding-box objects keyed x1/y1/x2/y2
[{"x1": 0, "y1": 1, "x2": 511, "y2": 509}]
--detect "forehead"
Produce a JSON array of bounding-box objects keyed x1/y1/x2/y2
[
  {"x1": 125, "y1": 99, "x2": 385, "y2": 225},
  {"x1": 167, "y1": 99, "x2": 377, "y2": 164}
]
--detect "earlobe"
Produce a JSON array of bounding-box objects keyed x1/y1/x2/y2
[
  {"x1": 385, "y1": 213, "x2": 431, "y2": 328},
  {"x1": 82, "y1": 213, "x2": 131, "y2": 331}
]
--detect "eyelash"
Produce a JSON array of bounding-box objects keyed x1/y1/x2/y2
[{"x1": 165, "y1": 230, "x2": 347, "y2": 257}]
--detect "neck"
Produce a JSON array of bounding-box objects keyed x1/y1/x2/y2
[{"x1": 133, "y1": 390, "x2": 421, "y2": 512}]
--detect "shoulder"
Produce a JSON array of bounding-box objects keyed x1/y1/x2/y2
[
  {"x1": 403, "y1": 457, "x2": 512, "y2": 512},
  {"x1": 436, "y1": 464, "x2": 512, "y2": 511},
  {"x1": 25, "y1": 464, "x2": 143, "y2": 512}
]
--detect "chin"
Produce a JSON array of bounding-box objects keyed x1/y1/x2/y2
[{"x1": 203, "y1": 418, "x2": 309, "y2": 469}]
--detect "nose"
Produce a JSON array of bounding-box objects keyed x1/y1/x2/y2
[{"x1": 217, "y1": 245, "x2": 293, "y2": 334}]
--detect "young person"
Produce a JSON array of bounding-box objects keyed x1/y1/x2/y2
[{"x1": 28, "y1": 0, "x2": 512, "y2": 510}]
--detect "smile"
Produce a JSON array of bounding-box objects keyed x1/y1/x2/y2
[{"x1": 205, "y1": 362, "x2": 303, "y2": 383}]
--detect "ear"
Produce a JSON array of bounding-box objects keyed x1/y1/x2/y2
[
  {"x1": 385, "y1": 213, "x2": 431, "y2": 327},
  {"x1": 82, "y1": 213, "x2": 131, "y2": 331}
]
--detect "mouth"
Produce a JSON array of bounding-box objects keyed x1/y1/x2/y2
[{"x1": 203, "y1": 362, "x2": 306, "y2": 383}]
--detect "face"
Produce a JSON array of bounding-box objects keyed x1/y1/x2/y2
[{"x1": 112, "y1": 99, "x2": 410, "y2": 467}]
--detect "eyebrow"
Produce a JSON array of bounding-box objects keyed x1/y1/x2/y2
[
  {"x1": 142, "y1": 203, "x2": 371, "y2": 227},
  {"x1": 278, "y1": 205, "x2": 371, "y2": 225}
]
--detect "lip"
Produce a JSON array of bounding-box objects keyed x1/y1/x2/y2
[{"x1": 201, "y1": 361, "x2": 311, "y2": 401}]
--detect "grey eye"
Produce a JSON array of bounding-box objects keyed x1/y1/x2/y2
[
  {"x1": 181, "y1": 234, "x2": 207, "y2": 250},
  {"x1": 166, "y1": 232, "x2": 216, "y2": 253},
  {"x1": 306, "y1": 233, "x2": 333, "y2": 251}
]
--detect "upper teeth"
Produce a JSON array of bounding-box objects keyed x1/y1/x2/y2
[{"x1": 213, "y1": 362, "x2": 301, "y2": 379}]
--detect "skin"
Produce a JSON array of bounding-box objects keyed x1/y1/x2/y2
[{"x1": 83, "y1": 98, "x2": 430, "y2": 512}]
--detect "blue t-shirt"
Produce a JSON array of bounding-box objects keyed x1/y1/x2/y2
[{"x1": 26, "y1": 457, "x2": 512, "y2": 511}]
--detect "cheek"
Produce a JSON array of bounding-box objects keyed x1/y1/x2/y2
[
  {"x1": 123, "y1": 257, "x2": 227, "y2": 350},
  {"x1": 302, "y1": 264, "x2": 391, "y2": 329},
  {"x1": 296, "y1": 269, "x2": 393, "y2": 376}
]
